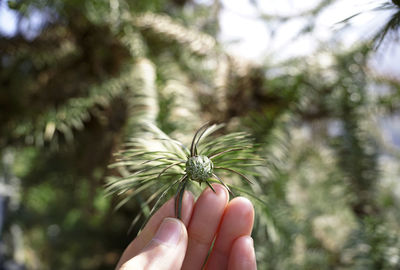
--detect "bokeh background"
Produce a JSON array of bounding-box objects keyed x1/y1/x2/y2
[{"x1": 1, "y1": 0, "x2": 400, "y2": 269}]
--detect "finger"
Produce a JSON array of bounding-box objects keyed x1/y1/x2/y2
[
  {"x1": 227, "y1": 236, "x2": 257, "y2": 270},
  {"x1": 116, "y1": 191, "x2": 194, "y2": 269},
  {"x1": 205, "y1": 197, "x2": 254, "y2": 270},
  {"x1": 181, "y1": 184, "x2": 229, "y2": 270},
  {"x1": 120, "y1": 218, "x2": 188, "y2": 270}
]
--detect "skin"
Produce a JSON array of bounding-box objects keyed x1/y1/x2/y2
[{"x1": 116, "y1": 184, "x2": 256, "y2": 270}]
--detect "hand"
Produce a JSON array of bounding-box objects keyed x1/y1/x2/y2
[{"x1": 116, "y1": 184, "x2": 256, "y2": 270}]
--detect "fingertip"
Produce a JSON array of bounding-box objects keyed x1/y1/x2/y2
[
  {"x1": 207, "y1": 183, "x2": 229, "y2": 203},
  {"x1": 229, "y1": 197, "x2": 255, "y2": 224},
  {"x1": 231, "y1": 196, "x2": 253, "y2": 208},
  {"x1": 228, "y1": 236, "x2": 257, "y2": 270},
  {"x1": 236, "y1": 235, "x2": 254, "y2": 251}
]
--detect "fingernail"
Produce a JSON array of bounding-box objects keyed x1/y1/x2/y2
[{"x1": 153, "y1": 218, "x2": 182, "y2": 246}]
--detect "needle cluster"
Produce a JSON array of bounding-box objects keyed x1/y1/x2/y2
[{"x1": 107, "y1": 123, "x2": 262, "y2": 227}]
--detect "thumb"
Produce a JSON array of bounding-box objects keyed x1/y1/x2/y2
[{"x1": 121, "y1": 218, "x2": 188, "y2": 270}]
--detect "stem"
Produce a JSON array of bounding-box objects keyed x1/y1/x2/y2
[{"x1": 174, "y1": 176, "x2": 188, "y2": 219}]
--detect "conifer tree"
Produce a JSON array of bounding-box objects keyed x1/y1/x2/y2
[{"x1": 1, "y1": 0, "x2": 399, "y2": 269}]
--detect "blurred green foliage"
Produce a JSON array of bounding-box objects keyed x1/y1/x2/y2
[{"x1": 1, "y1": 0, "x2": 400, "y2": 269}]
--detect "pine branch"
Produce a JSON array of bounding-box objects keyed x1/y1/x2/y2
[
  {"x1": 157, "y1": 59, "x2": 201, "y2": 143},
  {"x1": 124, "y1": 58, "x2": 159, "y2": 138},
  {"x1": 134, "y1": 12, "x2": 216, "y2": 56},
  {"x1": 0, "y1": 35, "x2": 78, "y2": 68},
  {"x1": 11, "y1": 64, "x2": 135, "y2": 145}
]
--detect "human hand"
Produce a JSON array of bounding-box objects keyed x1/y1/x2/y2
[{"x1": 116, "y1": 184, "x2": 256, "y2": 270}]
